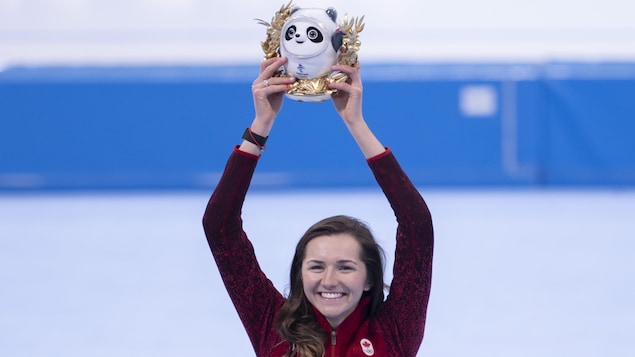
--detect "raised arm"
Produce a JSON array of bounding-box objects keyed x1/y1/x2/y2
[
  {"x1": 202, "y1": 57, "x2": 295, "y2": 354},
  {"x1": 327, "y1": 64, "x2": 385, "y2": 159},
  {"x1": 370, "y1": 151, "x2": 433, "y2": 356},
  {"x1": 329, "y1": 64, "x2": 434, "y2": 355},
  {"x1": 240, "y1": 57, "x2": 296, "y2": 156}
]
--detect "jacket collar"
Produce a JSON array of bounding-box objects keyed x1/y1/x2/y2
[{"x1": 311, "y1": 296, "x2": 371, "y2": 346}]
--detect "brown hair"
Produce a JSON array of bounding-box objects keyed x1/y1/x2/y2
[{"x1": 275, "y1": 215, "x2": 386, "y2": 356}]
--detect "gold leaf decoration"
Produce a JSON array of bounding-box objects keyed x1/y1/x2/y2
[
  {"x1": 337, "y1": 14, "x2": 365, "y2": 67},
  {"x1": 255, "y1": 0, "x2": 294, "y2": 74}
]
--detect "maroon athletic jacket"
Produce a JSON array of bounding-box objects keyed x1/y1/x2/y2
[{"x1": 203, "y1": 146, "x2": 433, "y2": 356}]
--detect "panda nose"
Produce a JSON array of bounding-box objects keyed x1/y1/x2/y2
[{"x1": 295, "y1": 33, "x2": 300, "y2": 38}]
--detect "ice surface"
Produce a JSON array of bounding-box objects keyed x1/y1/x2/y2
[{"x1": 1, "y1": 189, "x2": 634, "y2": 356}]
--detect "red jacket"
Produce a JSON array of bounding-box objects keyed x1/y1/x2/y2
[{"x1": 203, "y1": 147, "x2": 433, "y2": 356}]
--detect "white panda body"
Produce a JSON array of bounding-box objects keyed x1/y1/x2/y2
[{"x1": 280, "y1": 7, "x2": 340, "y2": 81}]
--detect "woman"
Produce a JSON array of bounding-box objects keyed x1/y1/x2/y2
[{"x1": 202, "y1": 57, "x2": 434, "y2": 356}]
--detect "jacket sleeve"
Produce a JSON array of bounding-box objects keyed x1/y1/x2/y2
[
  {"x1": 202, "y1": 146, "x2": 285, "y2": 355},
  {"x1": 368, "y1": 149, "x2": 434, "y2": 357}
]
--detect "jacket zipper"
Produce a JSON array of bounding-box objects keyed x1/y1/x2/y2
[{"x1": 330, "y1": 330, "x2": 337, "y2": 356}]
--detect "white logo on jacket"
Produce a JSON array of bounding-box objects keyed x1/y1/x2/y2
[{"x1": 360, "y1": 338, "x2": 374, "y2": 356}]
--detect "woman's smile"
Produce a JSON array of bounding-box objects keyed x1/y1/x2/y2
[{"x1": 320, "y1": 292, "x2": 345, "y2": 299}]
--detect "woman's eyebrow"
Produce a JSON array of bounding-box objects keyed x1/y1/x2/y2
[
  {"x1": 305, "y1": 259, "x2": 325, "y2": 264},
  {"x1": 304, "y1": 259, "x2": 359, "y2": 265},
  {"x1": 337, "y1": 259, "x2": 359, "y2": 265}
]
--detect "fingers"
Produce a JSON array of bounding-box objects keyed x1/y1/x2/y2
[
  {"x1": 329, "y1": 69, "x2": 362, "y2": 100},
  {"x1": 329, "y1": 64, "x2": 362, "y2": 89},
  {"x1": 332, "y1": 64, "x2": 361, "y2": 81},
  {"x1": 252, "y1": 76, "x2": 295, "y2": 93},
  {"x1": 259, "y1": 57, "x2": 287, "y2": 78},
  {"x1": 253, "y1": 57, "x2": 295, "y2": 93}
]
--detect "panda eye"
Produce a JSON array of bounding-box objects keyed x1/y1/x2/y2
[
  {"x1": 307, "y1": 27, "x2": 323, "y2": 42},
  {"x1": 285, "y1": 26, "x2": 297, "y2": 41}
]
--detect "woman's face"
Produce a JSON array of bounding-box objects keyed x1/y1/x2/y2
[{"x1": 302, "y1": 233, "x2": 371, "y2": 328}]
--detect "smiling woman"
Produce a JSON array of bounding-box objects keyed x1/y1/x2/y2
[
  {"x1": 301, "y1": 231, "x2": 373, "y2": 330},
  {"x1": 284, "y1": 220, "x2": 378, "y2": 339},
  {"x1": 202, "y1": 46, "x2": 434, "y2": 356}
]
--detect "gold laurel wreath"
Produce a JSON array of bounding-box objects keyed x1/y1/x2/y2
[{"x1": 255, "y1": 1, "x2": 365, "y2": 98}]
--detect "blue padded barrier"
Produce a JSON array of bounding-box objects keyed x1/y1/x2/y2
[{"x1": 1, "y1": 63, "x2": 634, "y2": 190}]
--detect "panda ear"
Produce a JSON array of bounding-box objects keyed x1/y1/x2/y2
[
  {"x1": 325, "y1": 8, "x2": 337, "y2": 22},
  {"x1": 331, "y1": 30, "x2": 343, "y2": 52}
]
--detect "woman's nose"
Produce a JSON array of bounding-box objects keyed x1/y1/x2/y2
[{"x1": 322, "y1": 268, "x2": 337, "y2": 287}]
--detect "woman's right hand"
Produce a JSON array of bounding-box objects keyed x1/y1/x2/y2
[
  {"x1": 240, "y1": 57, "x2": 295, "y2": 155},
  {"x1": 251, "y1": 57, "x2": 296, "y2": 133}
]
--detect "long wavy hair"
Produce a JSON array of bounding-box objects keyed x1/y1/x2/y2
[{"x1": 275, "y1": 215, "x2": 387, "y2": 357}]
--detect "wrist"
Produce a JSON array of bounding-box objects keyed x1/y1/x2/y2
[
  {"x1": 250, "y1": 116, "x2": 275, "y2": 136},
  {"x1": 242, "y1": 127, "x2": 268, "y2": 150}
]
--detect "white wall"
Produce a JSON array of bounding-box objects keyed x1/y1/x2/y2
[{"x1": 1, "y1": 0, "x2": 635, "y2": 66}]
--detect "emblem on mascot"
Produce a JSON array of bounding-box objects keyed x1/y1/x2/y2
[{"x1": 256, "y1": 1, "x2": 365, "y2": 102}]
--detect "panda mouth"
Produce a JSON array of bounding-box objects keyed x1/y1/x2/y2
[{"x1": 295, "y1": 40, "x2": 305, "y2": 44}]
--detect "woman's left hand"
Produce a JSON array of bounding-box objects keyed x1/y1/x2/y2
[
  {"x1": 328, "y1": 64, "x2": 364, "y2": 125},
  {"x1": 328, "y1": 64, "x2": 385, "y2": 159}
]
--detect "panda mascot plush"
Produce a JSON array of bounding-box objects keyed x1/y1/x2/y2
[{"x1": 279, "y1": 7, "x2": 343, "y2": 101}]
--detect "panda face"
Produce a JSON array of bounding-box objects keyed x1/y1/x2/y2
[
  {"x1": 281, "y1": 19, "x2": 328, "y2": 57},
  {"x1": 285, "y1": 25, "x2": 324, "y2": 43}
]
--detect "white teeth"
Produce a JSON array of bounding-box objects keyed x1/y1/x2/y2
[{"x1": 321, "y1": 292, "x2": 343, "y2": 299}]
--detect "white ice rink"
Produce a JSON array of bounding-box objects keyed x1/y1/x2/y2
[{"x1": 1, "y1": 188, "x2": 634, "y2": 356}]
